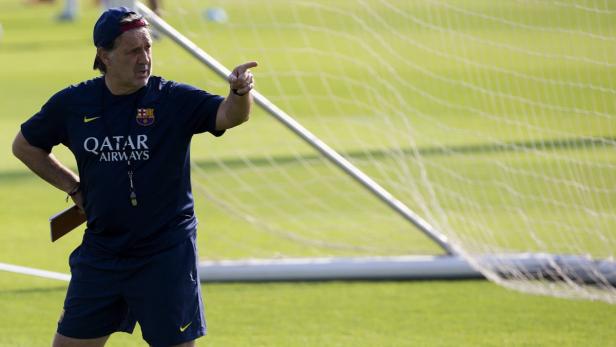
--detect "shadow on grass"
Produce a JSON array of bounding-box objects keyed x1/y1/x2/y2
[
  {"x1": 0, "y1": 286, "x2": 67, "y2": 295},
  {"x1": 193, "y1": 135, "x2": 616, "y2": 170},
  {"x1": 1, "y1": 135, "x2": 614, "y2": 181}
]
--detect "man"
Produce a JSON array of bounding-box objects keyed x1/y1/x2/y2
[{"x1": 12, "y1": 7, "x2": 256, "y2": 347}]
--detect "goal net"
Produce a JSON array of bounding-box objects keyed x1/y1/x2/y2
[{"x1": 142, "y1": 1, "x2": 615, "y2": 303}]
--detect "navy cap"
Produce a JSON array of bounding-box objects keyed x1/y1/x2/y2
[{"x1": 93, "y1": 7, "x2": 147, "y2": 48}]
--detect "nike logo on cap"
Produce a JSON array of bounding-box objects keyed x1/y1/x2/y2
[
  {"x1": 84, "y1": 116, "x2": 101, "y2": 123},
  {"x1": 180, "y1": 321, "x2": 192, "y2": 332}
]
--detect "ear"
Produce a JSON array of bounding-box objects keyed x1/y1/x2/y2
[{"x1": 97, "y1": 47, "x2": 112, "y2": 66}]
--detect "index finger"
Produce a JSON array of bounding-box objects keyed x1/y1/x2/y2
[{"x1": 235, "y1": 61, "x2": 259, "y2": 74}]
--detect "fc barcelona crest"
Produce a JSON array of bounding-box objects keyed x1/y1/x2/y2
[{"x1": 136, "y1": 108, "x2": 155, "y2": 126}]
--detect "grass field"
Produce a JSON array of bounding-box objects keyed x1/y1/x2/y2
[{"x1": 1, "y1": 1, "x2": 615, "y2": 346}]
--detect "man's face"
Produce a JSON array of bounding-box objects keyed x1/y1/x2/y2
[{"x1": 103, "y1": 28, "x2": 152, "y2": 93}]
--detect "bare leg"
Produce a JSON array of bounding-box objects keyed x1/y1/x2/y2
[{"x1": 52, "y1": 333, "x2": 110, "y2": 347}]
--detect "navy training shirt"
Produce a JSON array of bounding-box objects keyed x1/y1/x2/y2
[{"x1": 21, "y1": 76, "x2": 224, "y2": 257}]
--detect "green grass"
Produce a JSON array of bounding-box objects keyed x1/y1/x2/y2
[
  {"x1": 2, "y1": 274, "x2": 616, "y2": 347},
  {"x1": 0, "y1": 0, "x2": 615, "y2": 346}
]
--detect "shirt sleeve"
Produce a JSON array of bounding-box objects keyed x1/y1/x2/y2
[
  {"x1": 171, "y1": 82, "x2": 225, "y2": 136},
  {"x1": 20, "y1": 91, "x2": 68, "y2": 153}
]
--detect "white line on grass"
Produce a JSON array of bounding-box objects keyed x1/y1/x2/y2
[{"x1": 0, "y1": 262, "x2": 70, "y2": 282}]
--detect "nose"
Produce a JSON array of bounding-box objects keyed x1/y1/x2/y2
[{"x1": 138, "y1": 48, "x2": 150, "y2": 65}]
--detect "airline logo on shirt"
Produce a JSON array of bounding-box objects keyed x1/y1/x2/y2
[
  {"x1": 83, "y1": 135, "x2": 150, "y2": 162},
  {"x1": 136, "y1": 108, "x2": 155, "y2": 126}
]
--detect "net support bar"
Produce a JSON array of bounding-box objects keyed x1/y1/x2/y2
[
  {"x1": 199, "y1": 256, "x2": 480, "y2": 282},
  {"x1": 197, "y1": 254, "x2": 616, "y2": 283},
  {"x1": 136, "y1": 3, "x2": 455, "y2": 255}
]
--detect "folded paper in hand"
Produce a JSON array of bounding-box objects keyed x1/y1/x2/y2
[{"x1": 49, "y1": 205, "x2": 86, "y2": 242}]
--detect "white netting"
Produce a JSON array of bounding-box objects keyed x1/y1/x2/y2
[{"x1": 147, "y1": 0, "x2": 615, "y2": 303}]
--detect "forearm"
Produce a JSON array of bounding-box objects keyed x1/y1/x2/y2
[
  {"x1": 216, "y1": 92, "x2": 252, "y2": 130},
  {"x1": 12, "y1": 131, "x2": 79, "y2": 194},
  {"x1": 215, "y1": 61, "x2": 257, "y2": 131}
]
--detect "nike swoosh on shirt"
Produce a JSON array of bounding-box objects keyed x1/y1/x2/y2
[
  {"x1": 83, "y1": 116, "x2": 101, "y2": 123},
  {"x1": 180, "y1": 321, "x2": 192, "y2": 332}
]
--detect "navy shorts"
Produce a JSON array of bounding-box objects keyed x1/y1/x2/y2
[{"x1": 58, "y1": 235, "x2": 206, "y2": 346}]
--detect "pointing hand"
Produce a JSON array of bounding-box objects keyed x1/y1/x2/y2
[{"x1": 228, "y1": 61, "x2": 258, "y2": 96}]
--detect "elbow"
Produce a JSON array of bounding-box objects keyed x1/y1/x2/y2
[
  {"x1": 12, "y1": 133, "x2": 24, "y2": 159},
  {"x1": 12, "y1": 131, "x2": 34, "y2": 161}
]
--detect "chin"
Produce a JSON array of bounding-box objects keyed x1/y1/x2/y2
[{"x1": 135, "y1": 75, "x2": 150, "y2": 87}]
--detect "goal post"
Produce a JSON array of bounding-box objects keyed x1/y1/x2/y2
[{"x1": 134, "y1": 1, "x2": 616, "y2": 304}]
